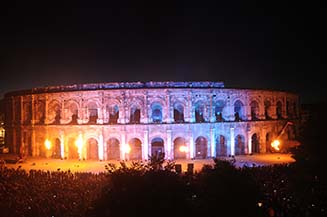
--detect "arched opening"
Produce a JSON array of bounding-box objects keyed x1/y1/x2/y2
[
  {"x1": 234, "y1": 100, "x2": 243, "y2": 121},
  {"x1": 151, "y1": 137, "x2": 164, "y2": 157},
  {"x1": 195, "y1": 136, "x2": 208, "y2": 159},
  {"x1": 68, "y1": 138, "x2": 79, "y2": 159},
  {"x1": 128, "y1": 138, "x2": 142, "y2": 160},
  {"x1": 49, "y1": 102, "x2": 61, "y2": 125},
  {"x1": 23, "y1": 102, "x2": 32, "y2": 124},
  {"x1": 87, "y1": 138, "x2": 99, "y2": 160},
  {"x1": 107, "y1": 138, "x2": 120, "y2": 160},
  {"x1": 264, "y1": 100, "x2": 272, "y2": 120},
  {"x1": 251, "y1": 133, "x2": 260, "y2": 153},
  {"x1": 250, "y1": 101, "x2": 259, "y2": 120},
  {"x1": 195, "y1": 102, "x2": 205, "y2": 123},
  {"x1": 173, "y1": 103, "x2": 184, "y2": 123},
  {"x1": 276, "y1": 101, "x2": 283, "y2": 119},
  {"x1": 235, "y1": 135, "x2": 245, "y2": 155},
  {"x1": 215, "y1": 100, "x2": 225, "y2": 122},
  {"x1": 108, "y1": 105, "x2": 119, "y2": 124},
  {"x1": 216, "y1": 135, "x2": 227, "y2": 156},
  {"x1": 173, "y1": 137, "x2": 187, "y2": 159},
  {"x1": 88, "y1": 102, "x2": 98, "y2": 124},
  {"x1": 130, "y1": 107, "x2": 141, "y2": 124},
  {"x1": 67, "y1": 103, "x2": 78, "y2": 125},
  {"x1": 52, "y1": 138, "x2": 61, "y2": 158},
  {"x1": 151, "y1": 103, "x2": 163, "y2": 123},
  {"x1": 36, "y1": 101, "x2": 45, "y2": 124},
  {"x1": 266, "y1": 132, "x2": 273, "y2": 153}
]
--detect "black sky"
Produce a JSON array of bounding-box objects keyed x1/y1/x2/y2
[{"x1": 0, "y1": 0, "x2": 326, "y2": 104}]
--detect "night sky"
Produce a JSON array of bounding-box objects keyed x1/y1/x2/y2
[{"x1": 0, "y1": 0, "x2": 326, "y2": 104}]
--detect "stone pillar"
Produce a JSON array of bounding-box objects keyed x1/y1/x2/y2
[
  {"x1": 99, "y1": 133, "x2": 104, "y2": 161},
  {"x1": 230, "y1": 127, "x2": 235, "y2": 156},
  {"x1": 97, "y1": 108, "x2": 103, "y2": 124},
  {"x1": 32, "y1": 128, "x2": 36, "y2": 157},
  {"x1": 210, "y1": 127, "x2": 215, "y2": 157},
  {"x1": 189, "y1": 133, "x2": 194, "y2": 159},
  {"x1": 31, "y1": 95, "x2": 35, "y2": 124},
  {"x1": 166, "y1": 129, "x2": 172, "y2": 159},
  {"x1": 248, "y1": 131, "x2": 252, "y2": 154},
  {"x1": 120, "y1": 133, "x2": 126, "y2": 161},
  {"x1": 60, "y1": 132, "x2": 65, "y2": 159},
  {"x1": 143, "y1": 130, "x2": 149, "y2": 160}
]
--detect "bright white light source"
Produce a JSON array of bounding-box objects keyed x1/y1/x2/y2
[
  {"x1": 45, "y1": 139, "x2": 51, "y2": 150},
  {"x1": 122, "y1": 144, "x2": 131, "y2": 154},
  {"x1": 179, "y1": 145, "x2": 188, "y2": 153},
  {"x1": 271, "y1": 140, "x2": 281, "y2": 151}
]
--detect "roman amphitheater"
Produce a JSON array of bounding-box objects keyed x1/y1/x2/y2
[{"x1": 3, "y1": 81, "x2": 300, "y2": 161}]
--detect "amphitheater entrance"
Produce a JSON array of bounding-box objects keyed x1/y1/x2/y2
[
  {"x1": 216, "y1": 135, "x2": 227, "y2": 156},
  {"x1": 151, "y1": 137, "x2": 164, "y2": 158},
  {"x1": 106, "y1": 138, "x2": 120, "y2": 160},
  {"x1": 128, "y1": 138, "x2": 142, "y2": 160},
  {"x1": 87, "y1": 138, "x2": 99, "y2": 160},
  {"x1": 52, "y1": 138, "x2": 61, "y2": 158},
  {"x1": 68, "y1": 138, "x2": 79, "y2": 159},
  {"x1": 235, "y1": 135, "x2": 245, "y2": 155},
  {"x1": 195, "y1": 136, "x2": 208, "y2": 159},
  {"x1": 251, "y1": 134, "x2": 260, "y2": 153},
  {"x1": 173, "y1": 137, "x2": 187, "y2": 159}
]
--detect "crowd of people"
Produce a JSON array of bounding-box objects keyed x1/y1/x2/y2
[{"x1": 0, "y1": 159, "x2": 326, "y2": 217}]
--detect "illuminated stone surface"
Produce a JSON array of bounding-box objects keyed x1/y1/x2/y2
[{"x1": 4, "y1": 81, "x2": 300, "y2": 160}]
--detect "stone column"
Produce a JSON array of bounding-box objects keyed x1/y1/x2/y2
[
  {"x1": 189, "y1": 132, "x2": 194, "y2": 159},
  {"x1": 247, "y1": 131, "x2": 252, "y2": 154},
  {"x1": 60, "y1": 132, "x2": 65, "y2": 159},
  {"x1": 143, "y1": 130, "x2": 149, "y2": 160},
  {"x1": 230, "y1": 127, "x2": 235, "y2": 156},
  {"x1": 166, "y1": 129, "x2": 172, "y2": 159},
  {"x1": 210, "y1": 127, "x2": 215, "y2": 157},
  {"x1": 120, "y1": 133, "x2": 126, "y2": 161},
  {"x1": 99, "y1": 133, "x2": 104, "y2": 161}
]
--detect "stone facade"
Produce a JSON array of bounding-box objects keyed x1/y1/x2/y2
[{"x1": 4, "y1": 81, "x2": 300, "y2": 160}]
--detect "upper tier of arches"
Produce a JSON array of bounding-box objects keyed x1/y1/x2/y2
[{"x1": 6, "y1": 88, "x2": 299, "y2": 125}]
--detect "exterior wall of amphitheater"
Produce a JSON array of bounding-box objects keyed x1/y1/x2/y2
[{"x1": 4, "y1": 82, "x2": 300, "y2": 161}]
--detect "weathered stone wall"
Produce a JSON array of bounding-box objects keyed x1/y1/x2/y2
[{"x1": 4, "y1": 82, "x2": 300, "y2": 160}]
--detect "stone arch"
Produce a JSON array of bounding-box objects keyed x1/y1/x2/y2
[
  {"x1": 250, "y1": 100, "x2": 260, "y2": 120},
  {"x1": 128, "y1": 138, "x2": 142, "y2": 160},
  {"x1": 251, "y1": 133, "x2": 260, "y2": 153},
  {"x1": 195, "y1": 136, "x2": 208, "y2": 159},
  {"x1": 214, "y1": 100, "x2": 226, "y2": 122},
  {"x1": 233, "y1": 99, "x2": 245, "y2": 121},
  {"x1": 151, "y1": 102, "x2": 163, "y2": 123},
  {"x1": 68, "y1": 137, "x2": 79, "y2": 159},
  {"x1": 48, "y1": 100, "x2": 61, "y2": 124},
  {"x1": 35, "y1": 100, "x2": 45, "y2": 124},
  {"x1": 216, "y1": 135, "x2": 227, "y2": 156},
  {"x1": 265, "y1": 132, "x2": 273, "y2": 153},
  {"x1": 129, "y1": 104, "x2": 141, "y2": 124},
  {"x1": 235, "y1": 134, "x2": 245, "y2": 155},
  {"x1": 107, "y1": 104, "x2": 119, "y2": 124},
  {"x1": 194, "y1": 100, "x2": 206, "y2": 123},
  {"x1": 87, "y1": 138, "x2": 99, "y2": 160},
  {"x1": 65, "y1": 100, "x2": 79, "y2": 124},
  {"x1": 52, "y1": 138, "x2": 61, "y2": 158},
  {"x1": 173, "y1": 137, "x2": 187, "y2": 159},
  {"x1": 264, "y1": 99, "x2": 272, "y2": 120},
  {"x1": 87, "y1": 101, "x2": 98, "y2": 124},
  {"x1": 106, "y1": 137, "x2": 120, "y2": 160},
  {"x1": 276, "y1": 101, "x2": 283, "y2": 119},
  {"x1": 23, "y1": 101, "x2": 32, "y2": 124},
  {"x1": 151, "y1": 137, "x2": 165, "y2": 157},
  {"x1": 173, "y1": 102, "x2": 185, "y2": 123}
]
